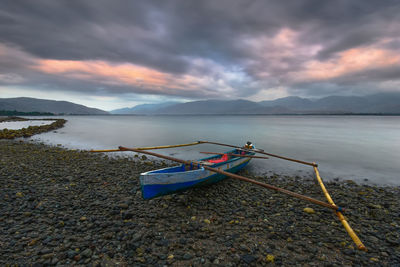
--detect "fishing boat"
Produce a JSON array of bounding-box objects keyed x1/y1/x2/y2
[
  {"x1": 140, "y1": 148, "x2": 255, "y2": 199},
  {"x1": 91, "y1": 140, "x2": 366, "y2": 251}
]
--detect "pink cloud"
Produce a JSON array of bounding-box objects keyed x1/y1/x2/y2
[
  {"x1": 30, "y1": 58, "x2": 248, "y2": 98},
  {"x1": 291, "y1": 46, "x2": 400, "y2": 82},
  {"x1": 33, "y1": 59, "x2": 182, "y2": 90},
  {"x1": 242, "y1": 28, "x2": 322, "y2": 79}
]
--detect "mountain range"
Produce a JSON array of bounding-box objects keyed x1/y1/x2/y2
[
  {"x1": 111, "y1": 93, "x2": 400, "y2": 115},
  {"x1": 111, "y1": 102, "x2": 178, "y2": 114},
  {"x1": 0, "y1": 97, "x2": 108, "y2": 115},
  {"x1": 1, "y1": 93, "x2": 399, "y2": 115}
]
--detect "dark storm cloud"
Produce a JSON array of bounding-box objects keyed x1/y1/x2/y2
[
  {"x1": 0, "y1": 0, "x2": 193, "y2": 73},
  {"x1": 1, "y1": 0, "x2": 400, "y2": 100}
]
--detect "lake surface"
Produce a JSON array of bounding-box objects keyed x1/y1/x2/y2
[{"x1": 27, "y1": 115, "x2": 400, "y2": 186}]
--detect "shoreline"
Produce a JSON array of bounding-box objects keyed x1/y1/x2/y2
[
  {"x1": 0, "y1": 140, "x2": 399, "y2": 265},
  {"x1": 0, "y1": 116, "x2": 67, "y2": 139}
]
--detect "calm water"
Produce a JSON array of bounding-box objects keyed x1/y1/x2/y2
[{"x1": 27, "y1": 115, "x2": 400, "y2": 186}]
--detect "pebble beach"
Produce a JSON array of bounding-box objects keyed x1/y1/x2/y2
[{"x1": 1, "y1": 140, "x2": 399, "y2": 266}]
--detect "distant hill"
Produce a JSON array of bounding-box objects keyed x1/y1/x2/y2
[
  {"x1": 156, "y1": 99, "x2": 292, "y2": 115},
  {"x1": 0, "y1": 97, "x2": 109, "y2": 115},
  {"x1": 259, "y1": 96, "x2": 313, "y2": 111},
  {"x1": 112, "y1": 93, "x2": 400, "y2": 115},
  {"x1": 258, "y1": 93, "x2": 400, "y2": 114},
  {"x1": 110, "y1": 102, "x2": 178, "y2": 114}
]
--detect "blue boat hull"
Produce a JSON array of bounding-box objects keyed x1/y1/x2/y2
[{"x1": 140, "y1": 149, "x2": 253, "y2": 199}]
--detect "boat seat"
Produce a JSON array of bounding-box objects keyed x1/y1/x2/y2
[{"x1": 208, "y1": 154, "x2": 228, "y2": 163}]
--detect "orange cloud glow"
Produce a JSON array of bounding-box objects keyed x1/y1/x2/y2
[
  {"x1": 32, "y1": 59, "x2": 198, "y2": 92},
  {"x1": 292, "y1": 47, "x2": 400, "y2": 82}
]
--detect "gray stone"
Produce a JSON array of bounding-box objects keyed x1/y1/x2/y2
[
  {"x1": 241, "y1": 254, "x2": 257, "y2": 264},
  {"x1": 183, "y1": 253, "x2": 193, "y2": 260},
  {"x1": 81, "y1": 248, "x2": 92, "y2": 258}
]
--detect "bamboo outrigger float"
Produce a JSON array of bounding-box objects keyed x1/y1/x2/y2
[{"x1": 91, "y1": 140, "x2": 366, "y2": 251}]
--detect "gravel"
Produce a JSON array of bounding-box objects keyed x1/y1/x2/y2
[{"x1": 0, "y1": 140, "x2": 399, "y2": 266}]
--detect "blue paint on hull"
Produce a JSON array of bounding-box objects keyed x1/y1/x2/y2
[{"x1": 141, "y1": 157, "x2": 251, "y2": 199}]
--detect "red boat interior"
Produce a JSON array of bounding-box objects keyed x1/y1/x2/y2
[{"x1": 207, "y1": 153, "x2": 229, "y2": 163}]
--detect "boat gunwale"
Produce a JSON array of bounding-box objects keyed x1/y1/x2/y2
[
  {"x1": 141, "y1": 166, "x2": 206, "y2": 176},
  {"x1": 140, "y1": 148, "x2": 253, "y2": 176}
]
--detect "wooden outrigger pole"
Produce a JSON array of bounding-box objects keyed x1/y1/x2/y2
[
  {"x1": 200, "y1": 151, "x2": 270, "y2": 159},
  {"x1": 198, "y1": 140, "x2": 367, "y2": 251},
  {"x1": 201, "y1": 141, "x2": 318, "y2": 167},
  {"x1": 313, "y1": 166, "x2": 367, "y2": 251},
  {"x1": 90, "y1": 141, "x2": 203, "y2": 153},
  {"x1": 92, "y1": 140, "x2": 366, "y2": 250},
  {"x1": 118, "y1": 146, "x2": 341, "y2": 211}
]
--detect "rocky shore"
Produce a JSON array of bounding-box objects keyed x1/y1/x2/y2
[
  {"x1": 0, "y1": 141, "x2": 399, "y2": 266},
  {"x1": 0, "y1": 116, "x2": 66, "y2": 139}
]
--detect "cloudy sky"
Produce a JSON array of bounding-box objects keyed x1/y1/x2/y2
[{"x1": 1, "y1": 0, "x2": 400, "y2": 110}]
